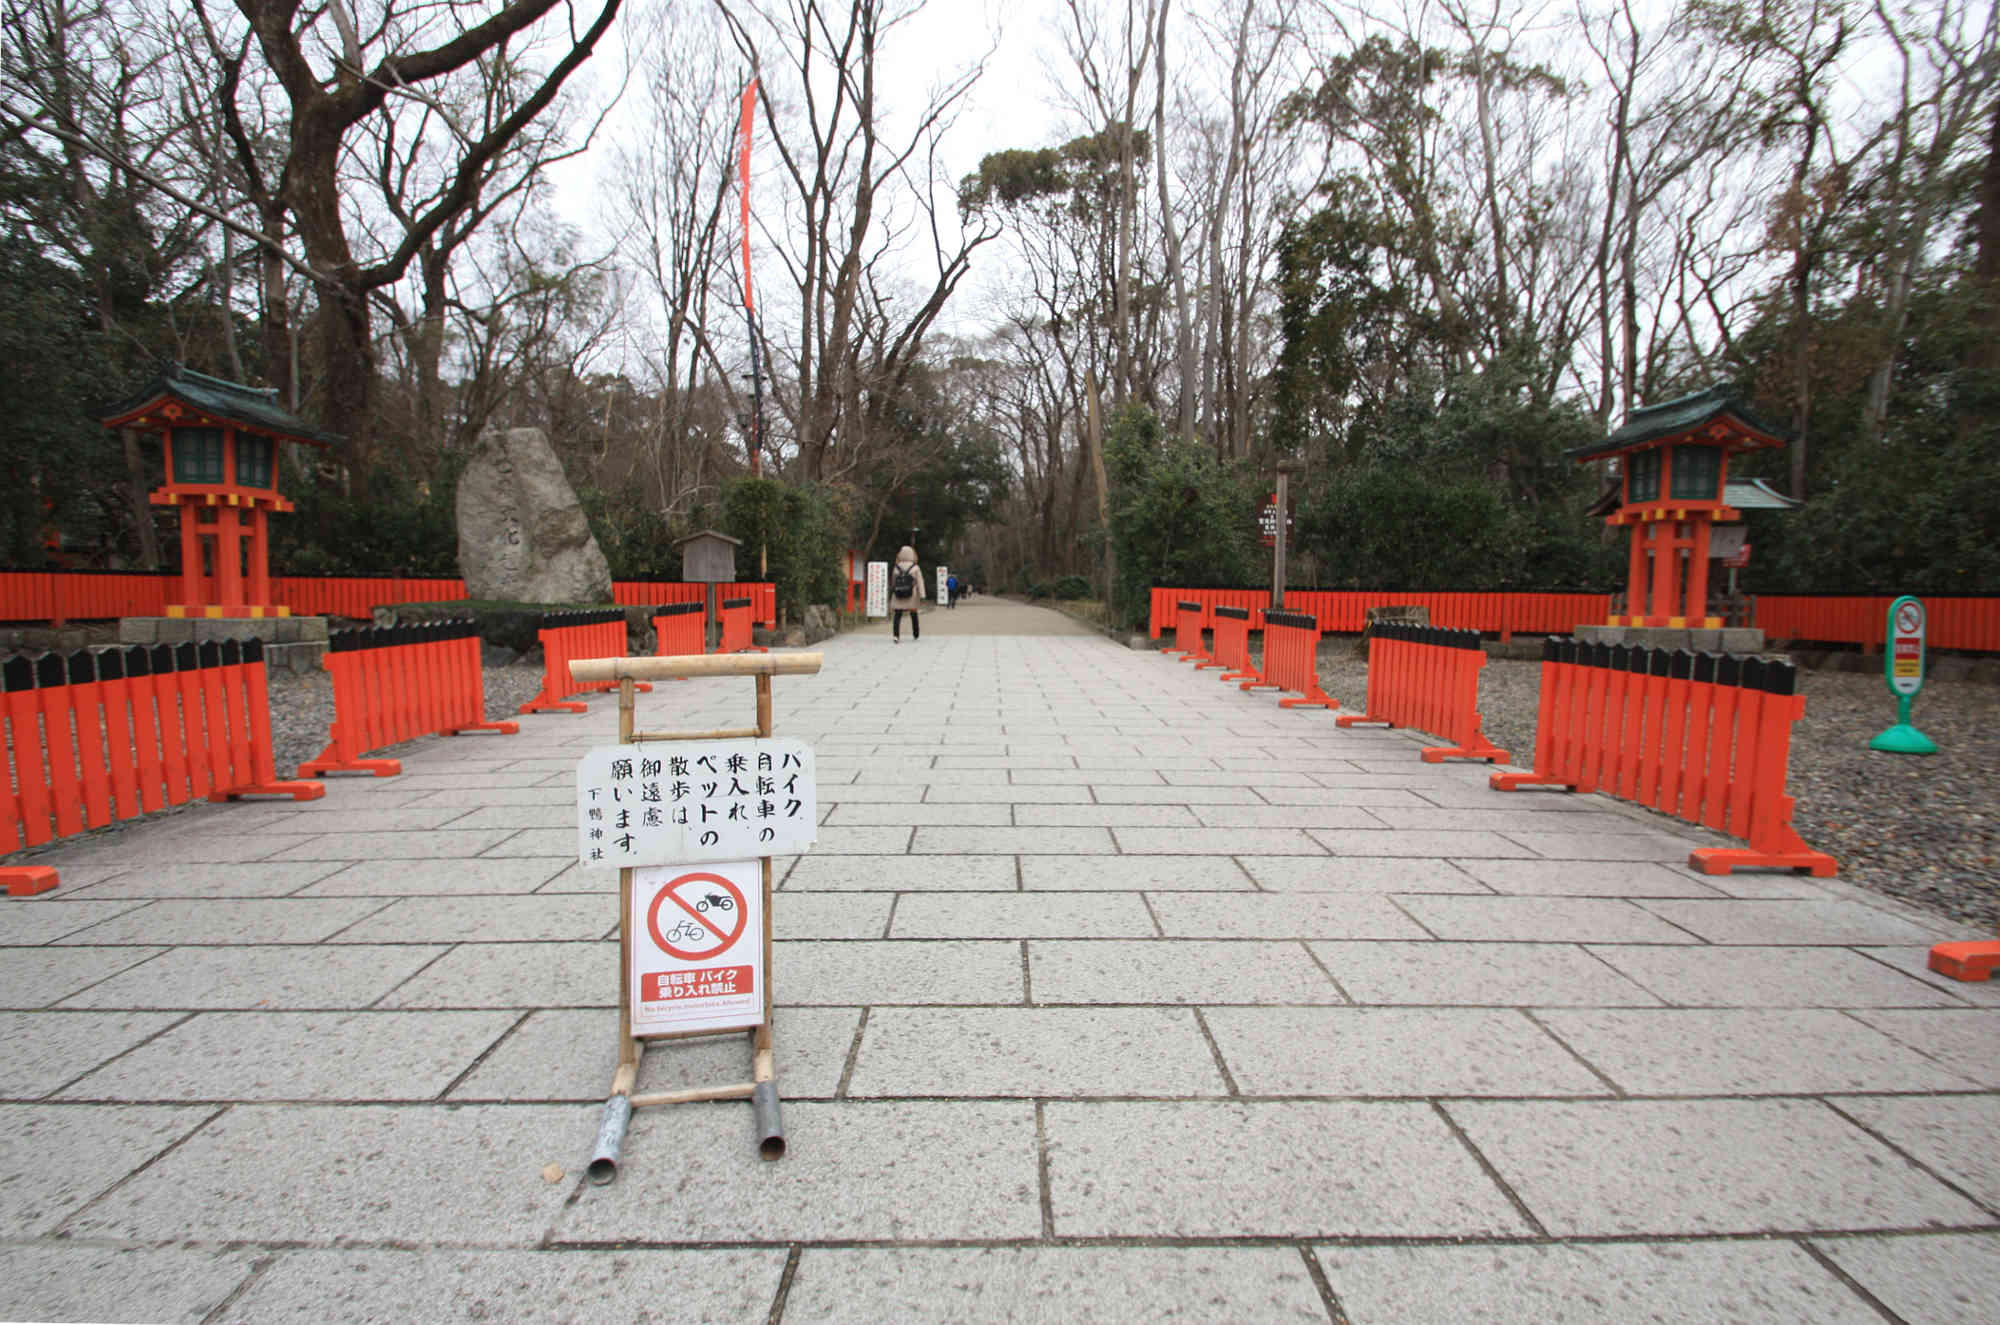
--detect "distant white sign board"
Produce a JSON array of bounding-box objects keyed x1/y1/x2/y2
[{"x1": 865, "y1": 560, "x2": 889, "y2": 618}]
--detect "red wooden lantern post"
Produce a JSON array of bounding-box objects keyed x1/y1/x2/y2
[
  {"x1": 100, "y1": 365, "x2": 340, "y2": 620},
  {"x1": 1570, "y1": 386, "x2": 1788, "y2": 630}
]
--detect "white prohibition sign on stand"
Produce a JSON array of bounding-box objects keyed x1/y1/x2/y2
[
  {"x1": 865, "y1": 561, "x2": 889, "y2": 618},
  {"x1": 630, "y1": 859, "x2": 764, "y2": 1036},
  {"x1": 936, "y1": 564, "x2": 950, "y2": 606}
]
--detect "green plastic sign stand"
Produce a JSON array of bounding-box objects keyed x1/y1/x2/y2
[{"x1": 1869, "y1": 595, "x2": 1936, "y2": 754}]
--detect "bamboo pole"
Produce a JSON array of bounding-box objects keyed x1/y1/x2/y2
[{"x1": 571, "y1": 653, "x2": 823, "y2": 683}]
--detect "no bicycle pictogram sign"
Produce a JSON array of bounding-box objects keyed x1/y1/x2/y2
[
  {"x1": 630, "y1": 859, "x2": 764, "y2": 1036},
  {"x1": 646, "y1": 870, "x2": 749, "y2": 961}
]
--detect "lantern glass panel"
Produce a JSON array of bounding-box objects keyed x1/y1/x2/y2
[
  {"x1": 1670, "y1": 444, "x2": 1721, "y2": 500},
  {"x1": 1627, "y1": 449, "x2": 1661, "y2": 503},
  {"x1": 172, "y1": 428, "x2": 226, "y2": 484},
  {"x1": 235, "y1": 433, "x2": 274, "y2": 488}
]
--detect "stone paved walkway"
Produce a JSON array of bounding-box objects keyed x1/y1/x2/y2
[{"x1": 3, "y1": 606, "x2": 1997, "y2": 1322}]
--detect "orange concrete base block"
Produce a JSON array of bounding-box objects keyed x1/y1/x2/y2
[
  {"x1": 3, "y1": 867, "x2": 59, "y2": 897},
  {"x1": 1688, "y1": 846, "x2": 1838, "y2": 878},
  {"x1": 1928, "y1": 941, "x2": 2000, "y2": 983}
]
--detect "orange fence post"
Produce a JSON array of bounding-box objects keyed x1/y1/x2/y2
[
  {"x1": 719, "y1": 596, "x2": 768, "y2": 653},
  {"x1": 1163, "y1": 600, "x2": 1208, "y2": 661},
  {"x1": 1687, "y1": 656, "x2": 1836, "y2": 877}
]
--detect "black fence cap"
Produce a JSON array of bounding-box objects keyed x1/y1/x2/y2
[
  {"x1": 241, "y1": 636, "x2": 265, "y2": 664},
  {"x1": 1177, "y1": 600, "x2": 1202, "y2": 612},
  {"x1": 66, "y1": 649, "x2": 96, "y2": 684},
  {"x1": 655, "y1": 602, "x2": 703, "y2": 618},
  {"x1": 36, "y1": 651, "x2": 66, "y2": 687},
  {"x1": 722, "y1": 597, "x2": 751, "y2": 610},
  {"x1": 3, "y1": 653, "x2": 35, "y2": 691},
  {"x1": 1649, "y1": 648, "x2": 1673, "y2": 677},
  {"x1": 1716, "y1": 652, "x2": 1742, "y2": 686},
  {"x1": 1668, "y1": 649, "x2": 1694, "y2": 680},
  {"x1": 1214, "y1": 605, "x2": 1250, "y2": 620},
  {"x1": 1627, "y1": 646, "x2": 1651, "y2": 674},
  {"x1": 123, "y1": 644, "x2": 150, "y2": 678},
  {"x1": 197, "y1": 640, "x2": 223, "y2": 669},
  {"x1": 96, "y1": 647, "x2": 126, "y2": 682},
  {"x1": 219, "y1": 639, "x2": 242, "y2": 667}
]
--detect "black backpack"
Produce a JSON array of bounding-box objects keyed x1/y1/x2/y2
[{"x1": 892, "y1": 566, "x2": 916, "y2": 597}]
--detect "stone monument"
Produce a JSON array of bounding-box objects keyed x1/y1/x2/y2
[{"x1": 457, "y1": 427, "x2": 612, "y2": 604}]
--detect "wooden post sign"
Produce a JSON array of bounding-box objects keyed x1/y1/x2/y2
[{"x1": 567, "y1": 651, "x2": 823, "y2": 1185}]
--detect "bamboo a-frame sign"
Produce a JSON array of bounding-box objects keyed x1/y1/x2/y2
[{"x1": 568, "y1": 651, "x2": 823, "y2": 1184}]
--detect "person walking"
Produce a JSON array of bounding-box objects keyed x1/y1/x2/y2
[
  {"x1": 889, "y1": 545, "x2": 925, "y2": 642},
  {"x1": 946, "y1": 573, "x2": 960, "y2": 609}
]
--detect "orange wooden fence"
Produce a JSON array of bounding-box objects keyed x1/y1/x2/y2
[
  {"x1": 0, "y1": 571, "x2": 777, "y2": 626},
  {"x1": 1492, "y1": 638, "x2": 1836, "y2": 876},
  {"x1": 719, "y1": 596, "x2": 768, "y2": 654},
  {"x1": 1163, "y1": 599, "x2": 1210, "y2": 661},
  {"x1": 522, "y1": 610, "x2": 643, "y2": 715},
  {"x1": 1242, "y1": 609, "x2": 1337, "y2": 709},
  {"x1": 1335, "y1": 624, "x2": 1508, "y2": 762},
  {"x1": 301, "y1": 621, "x2": 517, "y2": 778},
  {"x1": 1150, "y1": 588, "x2": 2000, "y2": 652},
  {"x1": 1208, "y1": 606, "x2": 1259, "y2": 682},
  {"x1": 652, "y1": 602, "x2": 706, "y2": 658},
  {"x1": 2, "y1": 639, "x2": 322, "y2": 896}
]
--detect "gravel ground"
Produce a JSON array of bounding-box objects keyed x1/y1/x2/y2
[{"x1": 1296, "y1": 643, "x2": 2000, "y2": 932}]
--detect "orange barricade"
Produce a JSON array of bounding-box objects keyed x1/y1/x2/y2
[
  {"x1": 652, "y1": 602, "x2": 707, "y2": 658},
  {"x1": 1491, "y1": 639, "x2": 1836, "y2": 876},
  {"x1": 1164, "y1": 600, "x2": 1209, "y2": 661},
  {"x1": 1241, "y1": 609, "x2": 1336, "y2": 709},
  {"x1": 300, "y1": 621, "x2": 517, "y2": 778},
  {"x1": 1209, "y1": 606, "x2": 1258, "y2": 682},
  {"x1": 1, "y1": 639, "x2": 322, "y2": 895},
  {"x1": 522, "y1": 610, "x2": 645, "y2": 715},
  {"x1": 719, "y1": 596, "x2": 768, "y2": 654},
  {"x1": 1336, "y1": 624, "x2": 1507, "y2": 762}
]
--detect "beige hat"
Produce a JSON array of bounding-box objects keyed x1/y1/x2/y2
[{"x1": 896, "y1": 546, "x2": 917, "y2": 565}]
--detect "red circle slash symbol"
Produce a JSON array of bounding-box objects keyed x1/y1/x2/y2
[
  {"x1": 645, "y1": 871, "x2": 749, "y2": 961},
  {"x1": 1896, "y1": 602, "x2": 1922, "y2": 636}
]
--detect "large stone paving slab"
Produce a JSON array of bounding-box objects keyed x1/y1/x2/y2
[
  {"x1": 556, "y1": 1101, "x2": 1041, "y2": 1241},
  {"x1": 0, "y1": 1245, "x2": 258, "y2": 1324},
  {"x1": 221, "y1": 1248, "x2": 786, "y2": 1324},
  {"x1": 61, "y1": 943, "x2": 450, "y2": 1010},
  {"x1": 1635, "y1": 899, "x2": 1950, "y2": 945},
  {"x1": 1204, "y1": 1007, "x2": 1608, "y2": 1097},
  {"x1": 1147, "y1": 893, "x2": 1427, "y2": 940},
  {"x1": 58, "y1": 1010, "x2": 519, "y2": 1101},
  {"x1": 68, "y1": 1103, "x2": 589, "y2": 1244},
  {"x1": 783, "y1": 1247, "x2": 1327, "y2": 1323},
  {"x1": 1587, "y1": 945, "x2": 1970, "y2": 1008},
  {"x1": 1393, "y1": 895, "x2": 1701, "y2": 943},
  {"x1": 1021, "y1": 856, "x2": 1254, "y2": 891},
  {"x1": 1834, "y1": 1094, "x2": 2000, "y2": 1207},
  {"x1": 889, "y1": 892, "x2": 1155, "y2": 938},
  {"x1": 1030, "y1": 940, "x2": 1343, "y2": 1004},
  {"x1": 0, "y1": 1011, "x2": 182, "y2": 1098},
  {"x1": 1848, "y1": 1010, "x2": 2000, "y2": 1085},
  {"x1": 1454, "y1": 858, "x2": 1726, "y2": 897},
  {"x1": 1044, "y1": 1100, "x2": 1527, "y2": 1237},
  {"x1": 1444, "y1": 1098, "x2": 1991, "y2": 1234},
  {"x1": 776, "y1": 940, "x2": 1025, "y2": 1004},
  {"x1": 294, "y1": 857, "x2": 576, "y2": 896},
  {"x1": 330, "y1": 894, "x2": 614, "y2": 943},
  {"x1": 0, "y1": 898, "x2": 150, "y2": 943},
  {"x1": 784, "y1": 854, "x2": 1017, "y2": 891},
  {"x1": 0, "y1": 946, "x2": 163, "y2": 1008},
  {"x1": 846, "y1": 1007, "x2": 1226, "y2": 1097},
  {"x1": 1238, "y1": 856, "x2": 1489, "y2": 893},
  {"x1": 1316, "y1": 1240, "x2": 1877, "y2": 1324},
  {"x1": 1812, "y1": 1233, "x2": 2000, "y2": 1322},
  {"x1": 0, "y1": 1103, "x2": 213, "y2": 1234},
  {"x1": 1534, "y1": 1009, "x2": 1982, "y2": 1094},
  {"x1": 379, "y1": 941, "x2": 614, "y2": 1008},
  {"x1": 1310, "y1": 941, "x2": 1663, "y2": 1006},
  {"x1": 50, "y1": 897, "x2": 391, "y2": 945}
]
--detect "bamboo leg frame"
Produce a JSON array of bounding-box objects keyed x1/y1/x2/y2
[{"x1": 584, "y1": 653, "x2": 821, "y2": 1185}]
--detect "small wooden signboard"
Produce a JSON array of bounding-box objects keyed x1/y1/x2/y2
[{"x1": 568, "y1": 650, "x2": 823, "y2": 1184}]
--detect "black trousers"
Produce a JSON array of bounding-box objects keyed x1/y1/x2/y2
[{"x1": 893, "y1": 608, "x2": 920, "y2": 639}]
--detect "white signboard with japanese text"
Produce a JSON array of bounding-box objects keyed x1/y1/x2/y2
[
  {"x1": 629, "y1": 858, "x2": 764, "y2": 1035},
  {"x1": 576, "y1": 740, "x2": 817, "y2": 868},
  {"x1": 936, "y1": 565, "x2": 950, "y2": 606},
  {"x1": 865, "y1": 560, "x2": 889, "y2": 618}
]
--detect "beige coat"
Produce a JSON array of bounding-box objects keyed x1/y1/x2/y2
[{"x1": 889, "y1": 551, "x2": 925, "y2": 610}]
